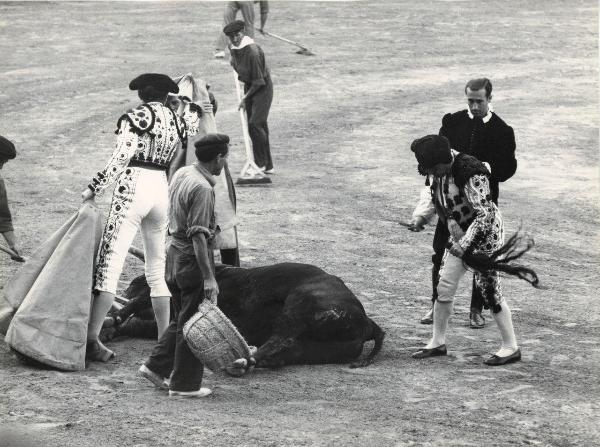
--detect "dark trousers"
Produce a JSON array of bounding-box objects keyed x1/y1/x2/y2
[
  {"x1": 431, "y1": 220, "x2": 484, "y2": 311},
  {"x1": 245, "y1": 78, "x2": 273, "y2": 170},
  {"x1": 145, "y1": 246, "x2": 205, "y2": 392},
  {"x1": 220, "y1": 248, "x2": 240, "y2": 267}
]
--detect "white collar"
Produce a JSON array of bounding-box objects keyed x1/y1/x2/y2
[
  {"x1": 467, "y1": 105, "x2": 493, "y2": 123},
  {"x1": 230, "y1": 36, "x2": 254, "y2": 50}
]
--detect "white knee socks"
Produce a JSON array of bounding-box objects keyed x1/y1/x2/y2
[
  {"x1": 492, "y1": 302, "x2": 519, "y2": 356},
  {"x1": 151, "y1": 296, "x2": 171, "y2": 339},
  {"x1": 426, "y1": 300, "x2": 453, "y2": 349}
]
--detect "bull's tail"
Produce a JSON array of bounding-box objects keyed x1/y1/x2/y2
[{"x1": 350, "y1": 319, "x2": 385, "y2": 368}]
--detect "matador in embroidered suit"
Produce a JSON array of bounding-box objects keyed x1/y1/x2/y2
[
  {"x1": 410, "y1": 135, "x2": 521, "y2": 366},
  {"x1": 82, "y1": 73, "x2": 186, "y2": 362}
]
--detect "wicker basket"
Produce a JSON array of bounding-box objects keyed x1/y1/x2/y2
[{"x1": 183, "y1": 300, "x2": 252, "y2": 373}]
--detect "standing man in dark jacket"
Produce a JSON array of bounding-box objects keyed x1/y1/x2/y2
[{"x1": 410, "y1": 78, "x2": 517, "y2": 328}]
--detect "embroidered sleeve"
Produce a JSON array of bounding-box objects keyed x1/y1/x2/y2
[
  {"x1": 183, "y1": 108, "x2": 201, "y2": 136},
  {"x1": 88, "y1": 120, "x2": 139, "y2": 195},
  {"x1": 458, "y1": 174, "x2": 495, "y2": 251},
  {"x1": 411, "y1": 186, "x2": 436, "y2": 224},
  {"x1": 117, "y1": 105, "x2": 155, "y2": 135}
]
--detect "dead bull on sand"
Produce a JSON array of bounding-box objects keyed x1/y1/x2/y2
[{"x1": 111, "y1": 262, "x2": 384, "y2": 368}]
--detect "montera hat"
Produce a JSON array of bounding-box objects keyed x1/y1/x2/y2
[
  {"x1": 410, "y1": 135, "x2": 452, "y2": 172},
  {"x1": 0, "y1": 135, "x2": 16, "y2": 160},
  {"x1": 223, "y1": 20, "x2": 246, "y2": 36},
  {"x1": 129, "y1": 73, "x2": 179, "y2": 94},
  {"x1": 195, "y1": 133, "x2": 230, "y2": 162}
]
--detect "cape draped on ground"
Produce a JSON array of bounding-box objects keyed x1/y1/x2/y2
[{"x1": 3, "y1": 202, "x2": 103, "y2": 371}]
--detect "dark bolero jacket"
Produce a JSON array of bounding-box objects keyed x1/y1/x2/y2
[{"x1": 439, "y1": 110, "x2": 516, "y2": 203}]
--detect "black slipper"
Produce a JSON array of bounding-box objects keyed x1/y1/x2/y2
[
  {"x1": 484, "y1": 348, "x2": 521, "y2": 366},
  {"x1": 412, "y1": 344, "x2": 447, "y2": 359}
]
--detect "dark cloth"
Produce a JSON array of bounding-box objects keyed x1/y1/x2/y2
[
  {"x1": 220, "y1": 248, "x2": 240, "y2": 267},
  {"x1": 194, "y1": 133, "x2": 229, "y2": 162},
  {"x1": 439, "y1": 110, "x2": 516, "y2": 203},
  {"x1": 245, "y1": 76, "x2": 273, "y2": 170},
  {"x1": 0, "y1": 178, "x2": 14, "y2": 233},
  {"x1": 0, "y1": 136, "x2": 16, "y2": 160},
  {"x1": 230, "y1": 42, "x2": 270, "y2": 86},
  {"x1": 411, "y1": 134, "x2": 452, "y2": 172},
  {"x1": 223, "y1": 19, "x2": 246, "y2": 35},
  {"x1": 145, "y1": 246, "x2": 205, "y2": 392},
  {"x1": 451, "y1": 152, "x2": 492, "y2": 191},
  {"x1": 129, "y1": 73, "x2": 179, "y2": 94}
]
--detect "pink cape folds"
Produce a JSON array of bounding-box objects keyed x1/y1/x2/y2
[{"x1": 2, "y1": 202, "x2": 103, "y2": 371}]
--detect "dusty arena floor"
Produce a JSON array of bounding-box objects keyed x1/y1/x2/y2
[{"x1": 0, "y1": 1, "x2": 599, "y2": 446}]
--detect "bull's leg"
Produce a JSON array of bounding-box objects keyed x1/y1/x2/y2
[
  {"x1": 254, "y1": 335, "x2": 303, "y2": 367},
  {"x1": 254, "y1": 306, "x2": 306, "y2": 367}
]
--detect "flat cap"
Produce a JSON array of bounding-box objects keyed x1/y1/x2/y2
[
  {"x1": 129, "y1": 73, "x2": 179, "y2": 94},
  {"x1": 195, "y1": 133, "x2": 230, "y2": 162},
  {"x1": 410, "y1": 135, "x2": 452, "y2": 170},
  {"x1": 0, "y1": 135, "x2": 16, "y2": 160},
  {"x1": 223, "y1": 20, "x2": 246, "y2": 36}
]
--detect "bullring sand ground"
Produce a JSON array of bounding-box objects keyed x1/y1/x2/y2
[{"x1": 0, "y1": 1, "x2": 599, "y2": 446}]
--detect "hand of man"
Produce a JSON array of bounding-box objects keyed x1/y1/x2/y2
[
  {"x1": 238, "y1": 98, "x2": 246, "y2": 110},
  {"x1": 447, "y1": 219, "x2": 465, "y2": 240},
  {"x1": 448, "y1": 243, "x2": 465, "y2": 258},
  {"x1": 81, "y1": 188, "x2": 95, "y2": 202},
  {"x1": 203, "y1": 277, "x2": 219, "y2": 305},
  {"x1": 201, "y1": 101, "x2": 213, "y2": 114},
  {"x1": 407, "y1": 219, "x2": 425, "y2": 232}
]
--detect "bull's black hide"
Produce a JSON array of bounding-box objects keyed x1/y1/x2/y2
[{"x1": 109, "y1": 263, "x2": 384, "y2": 368}]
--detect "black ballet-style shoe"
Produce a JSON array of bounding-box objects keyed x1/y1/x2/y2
[
  {"x1": 484, "y1": 348, "x2": 521, "y2": 366},
  {"x1": 411, "y1": 344, "x2": 447, "y2": 359}
]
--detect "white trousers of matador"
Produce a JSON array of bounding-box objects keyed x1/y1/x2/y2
[{"x1": 94, "y1": 167, "x2": 170, "y2": 297}]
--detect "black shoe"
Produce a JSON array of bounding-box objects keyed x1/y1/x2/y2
[
  {"x1": 420, "y1": 308, "x2": 434, "y2": 325},
  {"x1": 469, "y1": 309, "x2": 485, "y2": 329},
  {"x1": 412, "y1": 344, "x2": 447, "y2": 359},
  {"x1": 484, "y1": 348, "x2": 521, "y2": 366}
]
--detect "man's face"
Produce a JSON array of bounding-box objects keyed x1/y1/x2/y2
[
  {"x1": 167, "y1": 95, "x2": 186, "y2": 116},
  {"x1": 228, "y1": 31, "x2": 244, "y2": 47},
  {"x1": 212, "y1": 152, "x2": 228, "y2": 175},
  {"x1": 466, "y1": 88, "x2": 491, "y2": 118}
]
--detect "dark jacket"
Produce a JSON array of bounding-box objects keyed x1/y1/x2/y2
[{"x1": 439, "y1": 110, "x2": 516, "y2": 203}]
